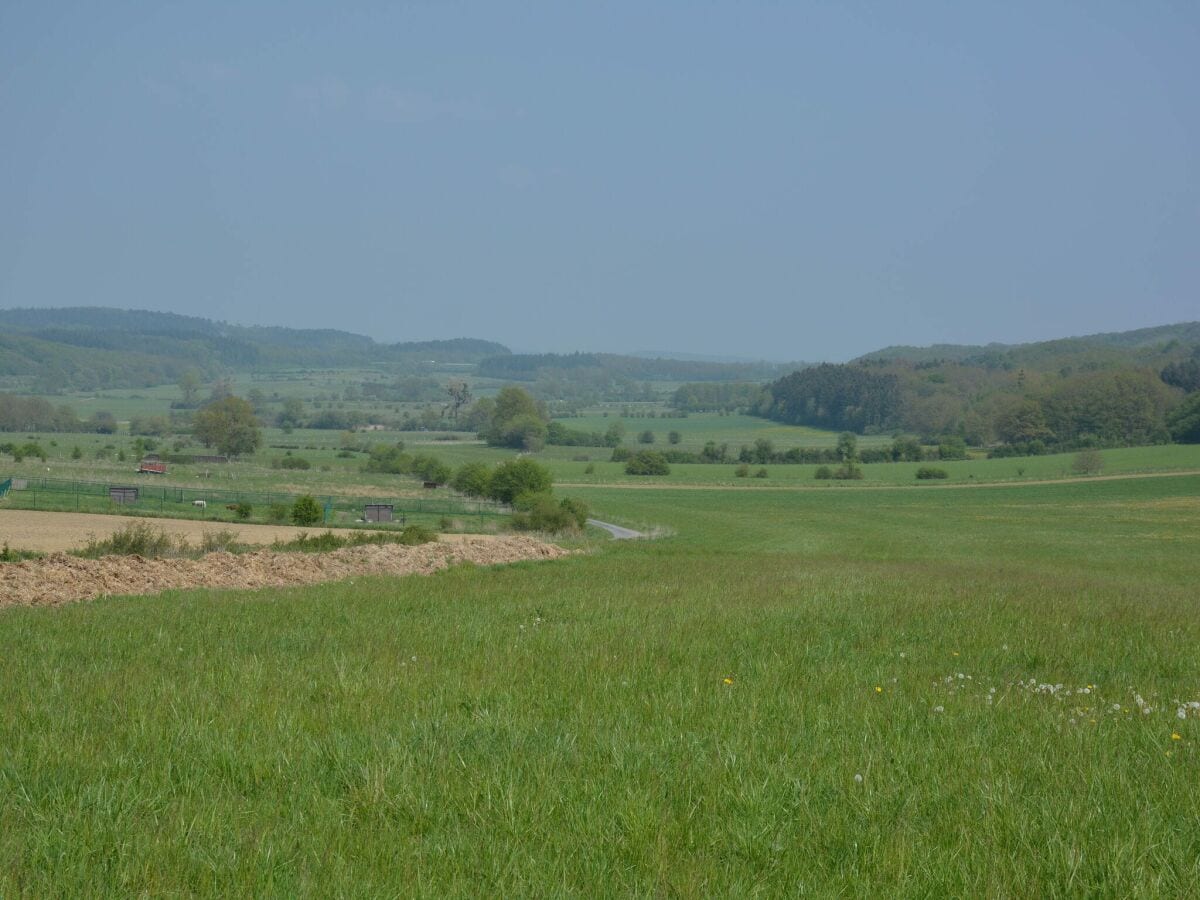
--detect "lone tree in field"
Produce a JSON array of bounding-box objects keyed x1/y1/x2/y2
[
  {"x1": 1072, "y1": 448, "x2": 1104, "y2": 475},
  {"x1": 178, "y1": 370, "x2": 202, "y2": 407},
  {"x1": 192, "y1": 395, "x2": 262, "y2": 458},
  {"x1": 484, "y1": 386, "x2": 549, "y2": 451},
  {"x1": 444, "y1": 381, "x2": 473, "y2": 423}
]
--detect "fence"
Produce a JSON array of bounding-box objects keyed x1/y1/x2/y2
[{"x1": 1, "y1": 475, "x2": 510, "y2": 527}]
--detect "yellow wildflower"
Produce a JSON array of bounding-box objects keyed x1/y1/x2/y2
[
  {"x1": 1172, "y1": 732, "x2": 1182, "y2": 741},
  {"x1": 723, "y1": 677, "x2": 734, "y2": 685}
]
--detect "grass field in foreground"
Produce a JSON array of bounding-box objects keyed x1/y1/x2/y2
[{"x1": 2, "y1": 476, "x2": 1199, "y2": 895}]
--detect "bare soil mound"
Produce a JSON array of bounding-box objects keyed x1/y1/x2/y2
[{"x1": 0, "y1": 536, "x2": 568, "y2": 609}]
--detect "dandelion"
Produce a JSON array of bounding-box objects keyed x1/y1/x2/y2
[
  {"x1": 1172, "y1": 732, "x2": 1183, "y2": 741},
  {"x1": 723, "y1": 677, "x2": 734, "y2": 685},
  {"x1": 875, "y1": 686, "x2": 883, "y2": 693},
  {"x1": 952, "y1": 652, "x2": 960, "y2": 657}
]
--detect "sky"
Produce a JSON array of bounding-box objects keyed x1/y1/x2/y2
[{"x1": 1, "y1": 2, "x2": 1197, "y2": 361}]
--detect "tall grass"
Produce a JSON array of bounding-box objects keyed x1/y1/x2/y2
[{"x1": 1, "y1": 476, "x2": 1198, "y2": 894}]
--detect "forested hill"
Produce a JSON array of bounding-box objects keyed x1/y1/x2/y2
[
  {"x1": 756, "y1": 320, "x2": 1200, "y2": 450},
  {"x1": 477, "y1": 351, "x2": 793, "y2": 383},
  {"x1": 856, "y1": 321, "x2": 1200, "y2": 369},
  {"x1": 0, "y1": 307, "x2": 509, "y2": 391}
]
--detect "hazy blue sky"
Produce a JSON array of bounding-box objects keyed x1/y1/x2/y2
[{"x1": 2, "y1": 2, "x2": 1196, "y2": 360}]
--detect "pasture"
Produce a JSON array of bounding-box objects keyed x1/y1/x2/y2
[{"x1": 2, "y1": 474, "x2": 1199, "y2": 894}]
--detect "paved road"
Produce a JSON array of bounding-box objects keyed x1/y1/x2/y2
[{"x1": 587, "y1": 518, "x2": 644, "y2": 540}]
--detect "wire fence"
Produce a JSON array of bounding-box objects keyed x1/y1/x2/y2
[{"x1": 1, "y1": 475, "x2": 509, "y2": 527}]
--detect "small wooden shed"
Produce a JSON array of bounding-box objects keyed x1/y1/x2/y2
[{"x1": 363, "y1": 504, "x2": 394, "y2": 523}]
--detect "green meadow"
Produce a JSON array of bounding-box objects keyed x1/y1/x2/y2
[{"x1": 3, "y1": 473, "x2": 1199, "y2": 895}]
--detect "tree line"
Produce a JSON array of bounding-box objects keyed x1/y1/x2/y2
[{"x1": 755, "y1": 352, "x2": 1200, "y2": 451}]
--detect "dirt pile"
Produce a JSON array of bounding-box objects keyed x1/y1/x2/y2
[{"x1": 0, "y1": 536, "x2": 569, "y2": 608}]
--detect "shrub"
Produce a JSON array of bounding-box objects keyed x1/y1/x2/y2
[
  {"x1": 80, "y1": 522, "x2": 180, "y2": 559},
  {"x1": 510, "y1": 494, "x2": 586, "y2": 533},
  {"x1": 668, "y1": 430, "x2": 682, "y2": 445},
  {"x1": 638, "y1": 430, "x2": 655, "y2": 444},
  {"x1": 0, "y1": 543, "x2": 41, "y2": 563},
  {"x1": 584, "y1": 463, "x2": 595, "y2": 475},
  {"x1": 291, "y1": 495, "x2": 322, "y2": 526},
  {"x1": 916, "y1": 467, "x2": 949, "y2": 480},
  {"x1": 398, "y1": 524, "x2": 437, "y2": 545},
  {"x1": 625, "y1": 450, "x2": 670, "y2": 476},
  {"x1": 558, "y1": 496, "x2": 590, "y2": 528},
  {"x1": 279, "y1": 456, "x2": 311, "y2": 470},
  {"x1": 199, "y1": 530, "x2": 242, "y2": 553},
  {"x1": 451, "y1": 462, "x2": 492, "y2": 498},
  {"x1": 233, "y1": 502, "x2": 253, "y2": 519},
  {"x1": 735, "y1": 464, "x2": 750, "y2": 478},
  {"x1": 8, "y1": 442, "x2": 48, "y2": 462},
  {"x1": 754, "y1": 468, "x2": 768, "y2": 479},
  {"x1": 267, "y1": 502, "x2": 290, "y2": 523},
  {"x1": 833, "y1": 464, "x2": 864, "y2": 480},
  {"x1": 814, "y1": 466, "x2": 833, "y2": 480},
  {"x1": 410, "y1": 454, "x2": 452, "y2": 485},
  {"x1": 610, "y1": 446, "x2": 631, "y2": 462},
  {"x1": 489, "y1": 458, "x2": 553, "y2": 504},
  {"x1": 364, "y1": 443, "x2": 411, "y2": 474},
  {"x1": 937, "y1": 436, "x2": 968, "y2": 460}
]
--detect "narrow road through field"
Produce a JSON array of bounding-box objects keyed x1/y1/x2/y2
[{"x1": 587, "y1": 519, "x2": 644, "y2": 539}]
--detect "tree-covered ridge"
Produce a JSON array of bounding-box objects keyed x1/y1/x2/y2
[
  {"x1": 0, "y1": 307, "x2": 509, "y2": 390},
  {"x1": 759, "y1": 356, "x2": 1190, "y2": 450},
  {"x1": 760, "y1": 365, "x2": 902, "y2": 433},
  {"x1": 477, "y1": 351, "x2": 790, "y2": 383},
  {"x1": 857, "y1": 321, "x2": 1200, "y2": 368}
]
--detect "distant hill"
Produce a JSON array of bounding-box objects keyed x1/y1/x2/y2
[
  {"x1": 477, "y1": 351, "x2": 792, "y2": 383},
  {"x1": 0, "y1": 307, "x2": 509, "y2": 391},
  {"x1": 856, "y1": 322, "x2": 1200, "y2": 370},
  {"x1": 759, "y1": 320, "x2": 1200, "y2": 449}
]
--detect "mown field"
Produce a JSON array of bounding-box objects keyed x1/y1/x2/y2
[{"x1": 2, "y1": 474, "x2": 1199, "y2": 895}]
